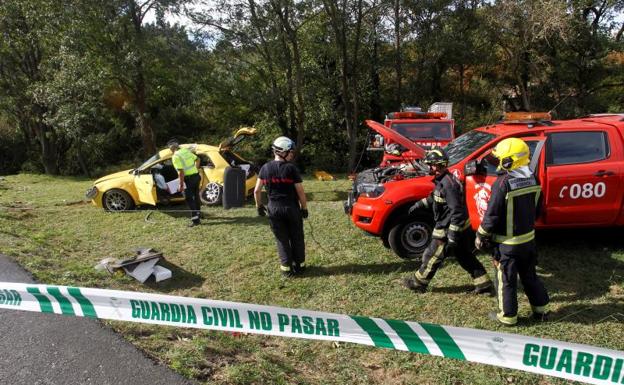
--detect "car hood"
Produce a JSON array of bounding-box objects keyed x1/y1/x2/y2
[
  {"x1": 94, "y1": 169, "x2": 134, "y2": 185},
  {"x1": 365, "y1": 120, "x2": 426, "y2": 158}
]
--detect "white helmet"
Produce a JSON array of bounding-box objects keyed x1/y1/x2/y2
[{"x1": 272, "y1": 136, "x2": 295, "y2": 153}]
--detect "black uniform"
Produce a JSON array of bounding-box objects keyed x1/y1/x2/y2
[
  {"x1": 258, "y1": 160, "x2": 305, "y2": 271},
  {"x1": 477, "y1": 167, "x2": 549, "y2": 325},
  {"x1": 412, "y1": 171, "x2": 491, "y2": 290}
]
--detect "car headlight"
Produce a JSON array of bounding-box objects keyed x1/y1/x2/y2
[
  {"x1": 356, "y1": 183, "x2": 385, "y2": 198},
  {"x1": 85, "y1": 186, "x2": 98, "y2": 200}
]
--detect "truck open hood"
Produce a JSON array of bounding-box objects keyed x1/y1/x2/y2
[{"x1": 365, "y1": 120, "x2": 426, "y2": 158}]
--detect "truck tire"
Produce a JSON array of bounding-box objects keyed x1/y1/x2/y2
[{"x1": 387, "y1": 215, "x2": 433, "y2": 260}]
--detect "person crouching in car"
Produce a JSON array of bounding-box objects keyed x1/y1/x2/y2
[
  {"x1": 404, "y1": 147, "x2": 493, "y2": 294},
  {"x1": 254, "y1": 136, "x2": 308, "y2": 278}
]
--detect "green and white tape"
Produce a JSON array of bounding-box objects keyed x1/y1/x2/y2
[{"x1": 0, "y1": 282, "x2": 622, "y2": 385}]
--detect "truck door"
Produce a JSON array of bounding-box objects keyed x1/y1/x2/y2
[
  {"x1": 541, "y1": 129, "x2": 623, "y2": 225},
  {"x1": 465, "y1": 139, "x2": 544, "y2": 229}
]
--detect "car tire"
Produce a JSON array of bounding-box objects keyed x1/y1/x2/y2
[
  {"x1": 102, "y1": 189, "x2": 135, "y2": 212},
  {"x1": 387, "y1": 214, "x2": 433, "y2": 260},
  {"x1": 200, "y1": 182, "x2": 223, "y2": 205}
]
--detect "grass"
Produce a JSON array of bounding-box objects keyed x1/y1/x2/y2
[{"x1": 0, "y1": 173, "x2": 623, "y2": 384}]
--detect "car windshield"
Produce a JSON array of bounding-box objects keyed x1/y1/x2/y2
[
  {"x1": 138, "y1": 153, "x2": 161, "y2": 170},
  {"x1": 445, "y1": 130, "x2": 496, "y2": 166},
  {"x1": 391, "y1": 122, "x2": 453, "y2": 140}
]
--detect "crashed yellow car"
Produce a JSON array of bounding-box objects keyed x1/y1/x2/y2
[{"x1": 85, "y1": 128, "x2": 258, "y2": 211}]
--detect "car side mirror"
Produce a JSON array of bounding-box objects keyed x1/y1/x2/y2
[{"x1": 464, "y1": 160, "x2": 485, "y2": 176}]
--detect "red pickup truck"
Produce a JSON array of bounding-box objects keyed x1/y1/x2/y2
[{"x1": 345, "y1": 113, "x2": 624, "y2": 259}]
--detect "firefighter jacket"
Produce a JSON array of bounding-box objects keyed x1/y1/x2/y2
[
  {"x1": 416, "y1": 170, "x2": 470, "y2": 240},
  {"x1": 477, "y1": 166, "x2": 541, "y2": 245}
]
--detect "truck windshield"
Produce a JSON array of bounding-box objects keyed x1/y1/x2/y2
[
  {"x1": 445, "y1": 130, "x2": 496, "y2": 166},
  {"x1": 391, "y1": 122, "x2": 453, "y2": 140}
]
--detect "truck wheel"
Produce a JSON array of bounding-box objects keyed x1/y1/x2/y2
[{"x1": 388, "y1": 216, "x2": 433, "y2": 260}]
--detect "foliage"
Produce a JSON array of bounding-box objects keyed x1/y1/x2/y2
[{"x1": 0, "y1": 0, "x2": 623, "y2": 175}]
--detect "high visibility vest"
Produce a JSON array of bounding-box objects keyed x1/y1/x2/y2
[{"x1": 172, "y1": 148, "x2": 198, "y2": 176}]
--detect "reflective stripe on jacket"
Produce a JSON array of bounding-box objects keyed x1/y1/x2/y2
[
  {"x1": 477, "y1": 168, "x2": 541, "y2": 245},
  {"x1": 417, "y1": 171, "x2": 470, "y2": 239}
]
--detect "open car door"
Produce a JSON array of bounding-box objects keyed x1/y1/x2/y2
[
  {"x1": 219, "y1": 127, "x2": 257, "y2": 151},
  {"x1": 134, "y1": 173, "x2": 157, "y2": 206}
]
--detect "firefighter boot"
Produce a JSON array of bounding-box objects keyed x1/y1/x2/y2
[
  {"x1": 403, "y1": 277, "x2": 427, "y2": 293},
  {"x1": 531, "y1": 312, "x2": 549, "y2": 322},
  {"x1": 471, "y1": 277, "x2": 494, "y2": 295},
  {"x1": 293, "y1": 262, "x2": 306, "y2": 275},
  {"x1": 488, "y1": 311, "x2": 517, "y2": 326},
  {"x1": 280, "y1": 265, "x2": 295, "y2": 278}
]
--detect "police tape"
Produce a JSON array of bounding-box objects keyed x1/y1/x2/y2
[{"x1": 0, "y1": 282, "x2": 622, "y2": 385}]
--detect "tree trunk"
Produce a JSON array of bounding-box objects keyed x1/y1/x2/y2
[
  {"x1": 36, "y1": 123, "x2": 59, "y2": 175},
  {"x1": 130, "y1": 0, "x2": 156, "y2": 155},
  {"x1": 134, "y1": 72, "x2": 157, "y2": 155},
  {"x1": 370, "y1": 1, "x2": 382, "y2": 121},
  {"x1": 394, "y1": 0, "x2": 402, "y2": 107},
  {"x1": 248, "y1": 0, "x2": 289, "y2": 135}
]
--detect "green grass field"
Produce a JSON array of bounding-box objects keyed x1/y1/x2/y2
[{"x1": 0, "y1": 173, "x2": 622, "y2": 384}]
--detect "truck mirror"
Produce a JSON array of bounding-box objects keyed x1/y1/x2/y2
[{"x1": 464, "y1": 160, "x2": 485, "y2": 176}]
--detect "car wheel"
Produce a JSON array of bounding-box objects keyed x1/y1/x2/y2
[
  {"x1": 200, "y1": 182, "x2": 223, "y2": 205},
  {"x1": 102, "y1": 189, "x2": 135, "y2": 212},
  {"x1": 388, "y1": 215, "x2": 433, "y2": 260}
]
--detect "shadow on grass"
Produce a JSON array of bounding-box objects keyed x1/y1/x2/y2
[
  {"x1": 306, "y1": 190, "x2": 349, "y2": 202},
  {"x1": 536, "y1": 228, "x2": 624, "y2": 303},
  {"x1": 202, "y1": 215, "x2": 267, "y2": 226},
  {"x1": 143, "y1": 259, "x2": 204, "y2": 292},
  {"x1": 550, "y1": 302, "x2": 624, "y2": 325},
  {"x1": 304, "y1": 261, "x2": 420, "y2": 277}
]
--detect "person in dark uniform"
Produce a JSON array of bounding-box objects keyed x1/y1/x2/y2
[
  {"x1": 168, "y1": 139, "x2": 202, "y2": 227},
  {"x1": 475, "y1": 137, "x2": 549, "y2": 326},
  {"x1": 404, "y1": 147, "x2": 492, "y2": 294},
  {"x1": 254, "y1": 136, "x2": 308, "y2": 277}
]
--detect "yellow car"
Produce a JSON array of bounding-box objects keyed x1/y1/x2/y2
[{"x1": 85, "y1": 128, "x2": 258, "y2": 211}]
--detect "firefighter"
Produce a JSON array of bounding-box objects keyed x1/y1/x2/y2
[
  {"x1": 254, "y1": 136, "x2": 308, "y2": 277},
  {"x1": 403, "y1": 147, "x2": 492, "y2": 294},
  {"x1": 168, "y1": 139, "x2": 202, "y2": 227},
  {"x1": 475, "y1": 137, "x2": 549, "y2": 326}
]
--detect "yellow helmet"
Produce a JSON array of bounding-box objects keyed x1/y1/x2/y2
[{"x1": 492, "y1": 138, "x2": 530, "y2": 170}]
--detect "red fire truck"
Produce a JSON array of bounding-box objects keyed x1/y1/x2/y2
[
  {"x1": 370, "y1": 103, "x2": 455, "y2": 166},
  {"x1": 345, "y1": 112, "x2": 624, "y2": 259}
]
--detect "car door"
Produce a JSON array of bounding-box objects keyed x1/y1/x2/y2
[
  {"x1": 465, "y1": 138, "x2": 544, "y2": 229},
  {"x1": 541, "y1": 129, "x2": 623, "y2": 225},
  {"x1": 134, "y1": 172, "x2": 157, "y2": 205}
]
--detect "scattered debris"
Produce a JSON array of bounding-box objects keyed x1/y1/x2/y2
[
  {"x1": 95, "y1": 247, "x2": 172, "y2": 283},
  {"x1": 314, "y1": 170, "x2": 335, "y2": 181}
]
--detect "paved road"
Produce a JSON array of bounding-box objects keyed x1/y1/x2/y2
[{"x1": 0, "y1": 255, "x2": 195, "y2": 385}]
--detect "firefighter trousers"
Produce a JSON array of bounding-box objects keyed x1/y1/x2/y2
[
  {"x1": 415, "y1": 229, "x2": 490, "y2": 288},
  {"x1": 183, "y1": 173, "x2": 201, "y2": 224},
  {"x1": 494, "y1": 241, "x2": 549, "y2": 324},
  {"x1": 268, "y1": 203, "x2": 305, "y2": 268}
]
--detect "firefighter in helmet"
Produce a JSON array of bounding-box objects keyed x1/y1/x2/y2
[
  {"x1": 254, "y1": 136, "x2": 308, "y2": 277},
  {"x1": 404, "y1": 147, "x2": 492, "y2": 294},
  {"x1": 475, "y1": 137, "x2": 549, "y2": 326}
]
